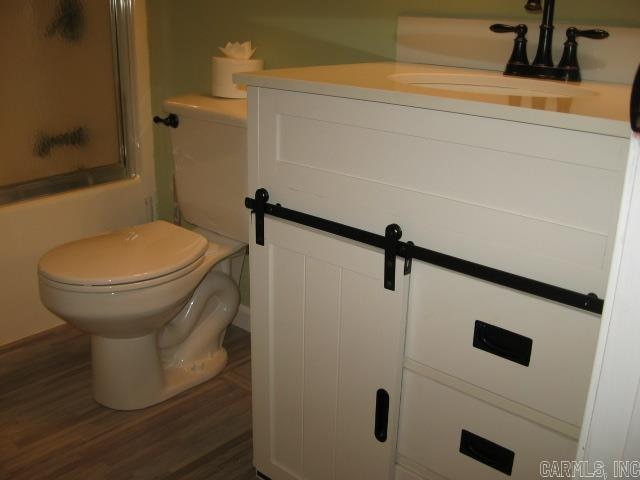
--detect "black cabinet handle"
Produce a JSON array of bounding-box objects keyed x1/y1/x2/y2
[
  {"x1": 459, "y1": 429, "x2": 515, "y2": 475},
  {"x1": 473, "y1": 321, "x2": 533, "y2": 366},
  {"x1": 384, "y1": 224, "x2": 402, "y2": 291},
  {"x1": 374, "y1": 389, "x2": 389, "y2": 442},
  {"x1": 632, "y1": 64, "x2": 640, "y2": 133},
  {"x1": 153, "y1": 113, "x2": 179, "y2": 128}
]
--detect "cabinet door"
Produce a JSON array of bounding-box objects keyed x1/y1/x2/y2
[{"x1": 250, "y1": 217, "x2": 409, "y2": 480}]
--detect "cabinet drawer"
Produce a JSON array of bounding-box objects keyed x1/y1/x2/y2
[
  {"x1": 405, "y1": 262, "x2": 599, "y2": 425},
  {"x1": 397, "y1": 370, "x2": 577, "y2": 480}
]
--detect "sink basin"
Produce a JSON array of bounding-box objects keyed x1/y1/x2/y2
[{"x1": 389, "y1": 72, "x2": 597, "y2": 98}]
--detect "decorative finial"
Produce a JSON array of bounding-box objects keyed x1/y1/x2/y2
[{"x1": 525, "y1": 0, "x2": 542, "y2": 12}]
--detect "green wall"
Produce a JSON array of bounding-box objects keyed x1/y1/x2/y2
[
  {"x1": 148, "y1": 0, "x2": 640, "y2": 220},
  {"x1": 147, "y1": 0, "x2": 640, "y2": 305}
]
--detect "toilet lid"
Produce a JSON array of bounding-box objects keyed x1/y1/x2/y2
[{"x1": 39, "y1": 221, "x2": 208, "y2": 286}]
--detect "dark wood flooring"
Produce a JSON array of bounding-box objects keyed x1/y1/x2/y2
[{"x1": 0, "y1": 325, "x2": 255, "y2": 480}]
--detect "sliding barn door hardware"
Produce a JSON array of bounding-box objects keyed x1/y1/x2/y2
[
  {"x1": 403, "y1": 241, "x2": 414, "y2": 275},
  {"x1": 245, "y1": 188, "x2": 604, "y2": 314},
  {"x1": 384, "y1": 224, "x2": 402, "y2": 290},
  {"x1": 251, "y1": 188, "x2": 269, "y2": 246},
  {"x1": 246, "y1": 189, "x2": 401, "y2": 291}
]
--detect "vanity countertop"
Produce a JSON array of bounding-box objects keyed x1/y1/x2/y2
[{"x1": 236, "y1": 62, "x2": 631, "y2": 138}]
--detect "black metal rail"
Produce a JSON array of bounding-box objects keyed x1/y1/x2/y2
[{"x1": 245, "y1": 189, "x2": 603, "y2": 315}]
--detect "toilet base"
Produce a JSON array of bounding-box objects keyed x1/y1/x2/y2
[
  {"x1": 91, "y1": 333, "x2": 228, "y2": 410},
  {"x1": 164, "y1": 347, "x2": 228, "y2": 399}
]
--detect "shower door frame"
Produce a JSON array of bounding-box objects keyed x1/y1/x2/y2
[{"x1": 0, "y1": 0, "x2": 135, "y2": 205}]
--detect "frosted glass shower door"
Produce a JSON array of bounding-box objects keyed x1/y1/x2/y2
[{"x1": 0, "y1": 0, "x2": 126, "y2": 202}]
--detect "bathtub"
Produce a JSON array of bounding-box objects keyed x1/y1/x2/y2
[{"x1": 0, "y1": 177, "x2": 151, "y2": 346}]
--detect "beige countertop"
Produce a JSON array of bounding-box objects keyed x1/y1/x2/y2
[{"x1": 236, "y1": 62, "x2": 632, "y2": 138}]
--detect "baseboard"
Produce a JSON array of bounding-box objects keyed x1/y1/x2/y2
[{"x1": 232, "y1": 304, "x2": 250, "y2": 333}]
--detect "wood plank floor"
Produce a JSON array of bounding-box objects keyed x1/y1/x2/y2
[{"x1": 0, "y1": 325, "x2": 255, "y2": 480}]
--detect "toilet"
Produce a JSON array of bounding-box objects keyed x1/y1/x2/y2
[{"x1": 37, "y1": 96, "x2": 249, "y2": 410}]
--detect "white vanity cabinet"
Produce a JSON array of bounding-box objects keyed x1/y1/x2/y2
[{"x1": 244, "y1": 66, "x2": 630, "y2": 480}]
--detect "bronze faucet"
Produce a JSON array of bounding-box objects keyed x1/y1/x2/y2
[{"x1": 490, "y1": 0, "x2": 609, "y2": 81}]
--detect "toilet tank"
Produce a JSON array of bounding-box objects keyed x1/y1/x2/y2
[{"x1": 163, "y1": 95, "x2": 248, "y2": 243}]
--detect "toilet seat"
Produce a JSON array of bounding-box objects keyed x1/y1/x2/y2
[
  {"x1": 39, "y1": 242, "x2": 237, "y2": 297},
  {"x1": 39, "y1": 221, "x2": 208, "y2": 287},
  {"x1": 39, "y1": 255, "x2": 207, "y2": 294}
]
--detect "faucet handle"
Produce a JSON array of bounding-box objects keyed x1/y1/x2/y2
[
  {"x1": 490, "y1": 24, "x2": 529, "y2": 66},
  {"x1": 490, "y1": 24, "x2": 527, "y2": 35},
  {"x1": 558, "y1": 27, "x2": 610, "y2": 81},
  {"x1": 569, "y1": 28, "x2": 610, "y2": 41}
]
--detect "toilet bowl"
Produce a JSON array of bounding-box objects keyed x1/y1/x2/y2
[
  {"x1": 38, "y1": 220, "x2": 245, "y2": 410},
  {"x1": 38, "y1": 95, "x2": 249, "y2": 410}
]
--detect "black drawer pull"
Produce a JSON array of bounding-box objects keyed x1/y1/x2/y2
[
  {"x1": 459, "y1": 429, "x2": 515, "y2": 475},
  {"x1": 473, "y1": 320, "x2": 533, "y2": 366},
  {"x1": 374, "y1": 388, "x2": 389, "y2": 442}
]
